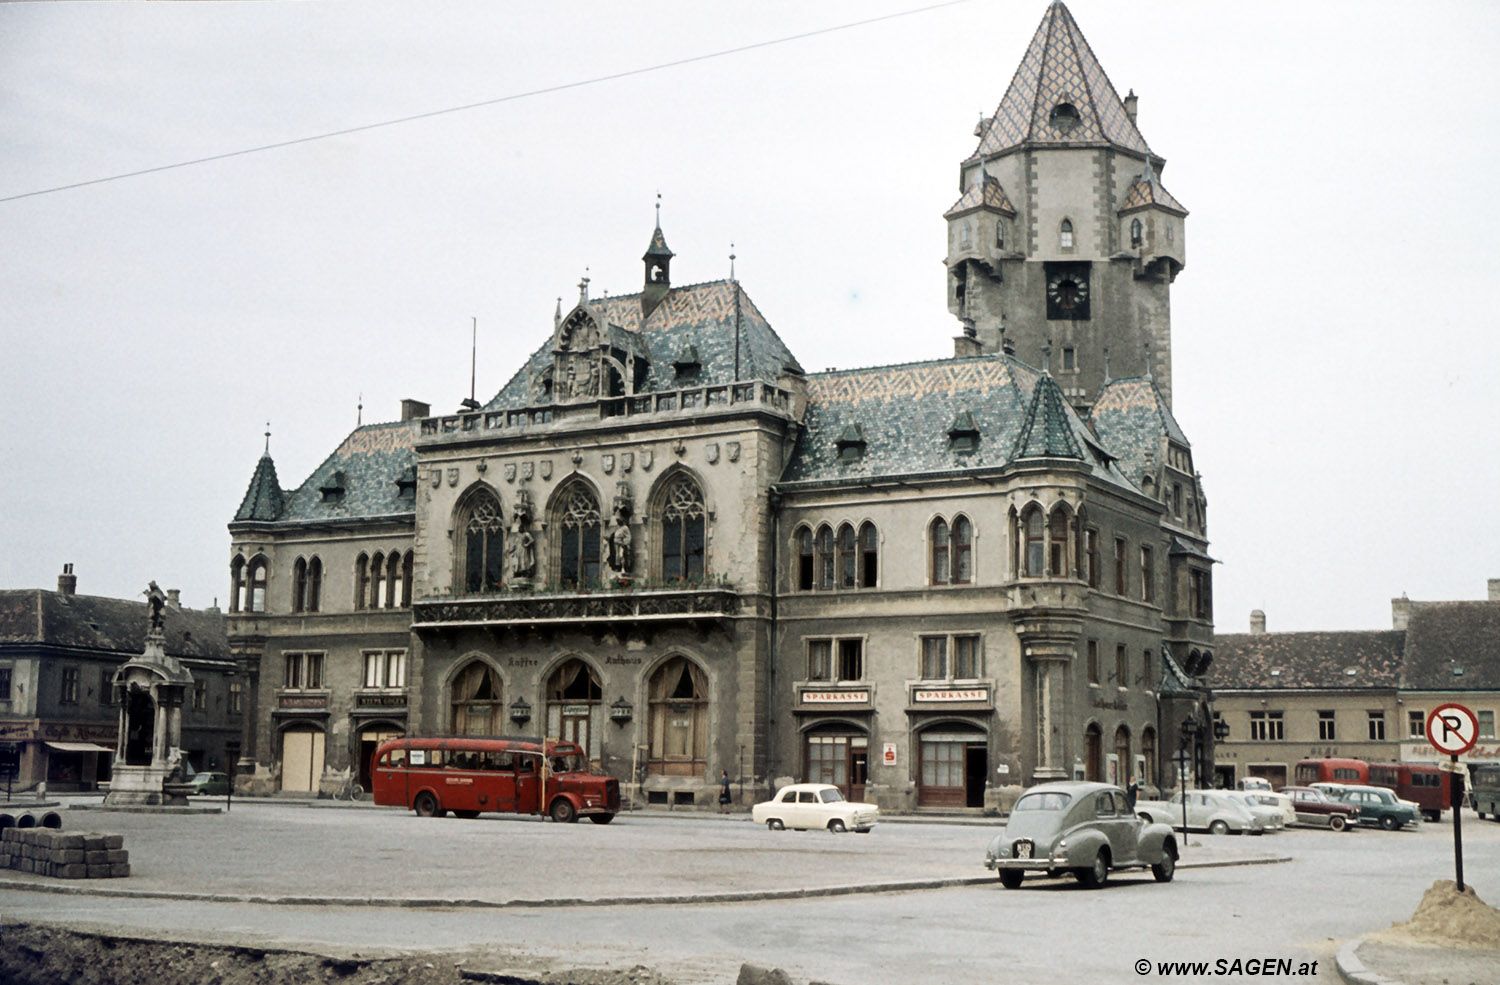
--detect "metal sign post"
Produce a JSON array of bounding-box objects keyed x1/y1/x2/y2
[{"x1": 1426, "y1": 703, "x2": 1478, "y2": 892}]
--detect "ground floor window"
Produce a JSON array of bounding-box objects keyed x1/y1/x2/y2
[
  {"x1": 917, "y1": 727, "x2": 987, "y2": 808},
  {"x1": 804, "y1": 728, "x2": 869, "y2": 802},
  {"x1": 547, "y1": 659, "x2": 602, "y2": 762},
  {"x1": 451, "y1": 661, "x2": 504, "y2": 736}
]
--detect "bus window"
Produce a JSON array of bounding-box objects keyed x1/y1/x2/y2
[
  {"x1": 381, "y1": 748, "x2": 406, "y2": 767},
  {"x1": 517, "y1": 756, "x2": 536, "y2": 773}
]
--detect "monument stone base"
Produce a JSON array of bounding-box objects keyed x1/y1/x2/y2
[{"x1": 102, "y1": 765, "x2": 190, "y2": 807}]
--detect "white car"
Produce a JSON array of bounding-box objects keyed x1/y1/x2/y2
[
  {"x1": 751, "y1": 783, "x2": 878, "y2": 833},
  {"x1": 1135, "y1": 789, "x2": 1266, "y2": 835},
  {"x1": 1223, "y1": 790, "x2": 1285, "y2": 831}
]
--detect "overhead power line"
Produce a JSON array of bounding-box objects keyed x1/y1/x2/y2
[{"x1": 1, "y1": 1, "x2": 968, "y2": 205}]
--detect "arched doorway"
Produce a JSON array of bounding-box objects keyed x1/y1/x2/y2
[
  {"x1": 647, "y1": 657, "x2": 708, "y2": 777},
  {"x1": 546, "y1": 659, "x2": 602, "y2": 761},
  {"x1": 124, "y1": 688, "x2": 155, "y2": 765},
  {"x1": 451, "y1": 661, "x2": 504, "y2": 735},
  {"x1": 1084, "y1": 723, "x2": 1104, "y2": 782},
  {"x1": 281, "y1": 725, "x2": 326, "y2": 793},
  {"x1": 917, "y1": 725, "x2": 987, "y2": 808},
  {"x1": 803, "y1": 723, "x2": 869, "y2": 802}
]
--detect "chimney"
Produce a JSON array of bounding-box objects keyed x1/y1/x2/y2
[
  {"x1": 1123, "y1": 89, "x2": 1138, "y2": 124},
  {"x1": 1392, "y1": 594, "x2": 1412, "y2": 631},
  {"x1": 58, "y1": 563, "x2": 77, "y2": 596},
  {"x1": 167, "y1": 589, "x2": 181, "y2": 609},
  {"x1": 1249, "y1": 609, "x2": 1265, "y2": 635},
  {"x1": 401, "y1": 399, "x2": 431, "y2": 421},
  {"x1": 1489, "y1": 578, "x2": 1500, "y2": 602}
]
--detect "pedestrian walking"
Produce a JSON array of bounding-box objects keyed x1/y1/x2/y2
[
  {"x1": 717, "y1": 769, "x2": 732, "y2": 813},
  {"x1": 1126, "y1": 775, "x2": 1139, "y2": 809}
]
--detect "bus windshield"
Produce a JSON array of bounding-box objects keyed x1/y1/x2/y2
[{"x1": 549, "y1": 752, "x2": 587, "y2": 774}]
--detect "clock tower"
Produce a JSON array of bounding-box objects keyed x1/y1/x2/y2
[{"x1": 945, "y1": 1, "x2": 1186, "y2": 412}]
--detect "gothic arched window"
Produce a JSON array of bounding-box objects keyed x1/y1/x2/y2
[
  {"x1": 354, "y1": 553, "x2": 369, "y2": 610},
  {"x1": 1130, "y1": 217, "x2": 1143, "y2": 247},
  {"x1": 247, "y1": 556, "x2": 268, "y2": 613},
  {"x1": 816, "y1": 524, "x2": 835, "y2": 590},
  {"x1": 1060, "y1": 218, "x2": 1074, "y2": 250},
  {"x1": 1048, "y1": 508, "x2": 1072, "y2": 577},
  {"x1": 557, "y1": 483, "x2": 601, "y2": 587},
  {"x1": 952, "y1": 515, "x2": 973, "y2": 584},
  {"x1": 647, "y1": 656, "x2": 708, "y2": 776},
  {"x1": 859, "y1": 521, "x2": 878, "y2": 588},
  {"x1": 660, "y1": 475, "x2": 706, "y2": 582},
  {"x1": 229, "y1": 555, "x2": 246, "y2": 613},
  {"x1": 837, "y1": 523, "x2": 857, "y2": 589},
  {"x1": 931, "y1": 518, "x2": 951, "y2": 586},
  {"x1": 450, "y1": 661, "x2": 503, "y2": 736},
  {"x1": 796, "y1": 526, "x2": 814, "y2": 591},
  {"x1": 370, "y1": 552, "x2": 386, "y2": 609},
  {"x1": 1024, "y1": 508, "x2": 1046, "y2": 578},
  {"x1": 399, "y1": 551, "x2": 413, "y2": 607},
  {"x1": 459, "y1": 490, "x2": 505, "y2": 595}
]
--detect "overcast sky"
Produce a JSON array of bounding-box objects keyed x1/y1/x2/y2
[{"x1": 3, "y1": 0, "x2": 1497, "y2": 633}]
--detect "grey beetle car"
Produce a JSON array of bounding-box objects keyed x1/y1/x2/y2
[{"x1": 985, "y1": 781, "x2": 1179, "y2": 889}]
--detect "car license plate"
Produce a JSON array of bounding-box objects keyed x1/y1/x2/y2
[{"x1": 1014, "y1": 840, "x2": 1033, "y2": 859}]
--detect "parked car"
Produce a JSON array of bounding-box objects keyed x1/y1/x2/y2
[
  {"x1": 187, "y1": 771, "x2": 231, "y2": 796},
  {"x1": 1238, "y1": 777, "x2": 1274, "y2": 792},
  {"x1": 1223, "y1": 790, "x2": 1285, "y2": 831},
  {"x1": 1246, "y1": 789, "x2": 1297, "y2": 827},
  {"x1": 1333, "y1": 784, "x2": 1421, "y2": 831},
  {"x1": 1281, "y1": 785, "x2": 1359, "y2": 831},
  {"x1": 1134, "y1": 789, "x2": 1266, "y2": 835},
  {"x1": 984, "y1": 781, "x2": 1178, "y2": 889},
  {"x1": 751, "y1": 783, "x2": 878, "y2": 833}
]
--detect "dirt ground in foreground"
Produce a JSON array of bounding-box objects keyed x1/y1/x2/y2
[{"x1": 0, "y1": 922, "x2": 681, "y2": 985}]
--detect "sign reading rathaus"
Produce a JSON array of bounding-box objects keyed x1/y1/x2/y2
[{"x1": 227, "y1": 2, "x2": 1215, "y2": 811}]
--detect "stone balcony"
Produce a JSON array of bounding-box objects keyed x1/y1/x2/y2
[{"x1": 411, "y1": 584, "x2": 742, "y2": 638}]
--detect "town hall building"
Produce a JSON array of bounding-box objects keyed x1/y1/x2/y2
[{"x1": 227, "y1": 2, "x2": 1216, "y2": 810}]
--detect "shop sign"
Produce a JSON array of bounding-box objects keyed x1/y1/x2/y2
[
  {"x1": 882, "y1": 742, "x2": 897, "y2": 766},
  {"x1": 279, "y1": 694, "x2": 328, "y2": 710},
  {"x1": 801, "y1": 690, "x2": 869, "y2": 704},
  {"x1": 913, "y1": 688, "x2": 988, "y2": 703},
  {"x1": 355, "y1": 694, "x2": 407, "y2": 708}
]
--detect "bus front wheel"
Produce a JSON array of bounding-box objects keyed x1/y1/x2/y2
[
  {"x1": 550, "y1": 798, "x2": 578, "y2": 824},
  {"x1": 414, "y1": 792, "x2": 442, "y2": 818}
]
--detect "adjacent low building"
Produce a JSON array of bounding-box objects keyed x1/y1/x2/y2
[
  {"x1": 1210, "y1": 582, "x2": 1500, "y2": 787},
  {"x1": 0, "y1": 566, "x2": 239, "y2": 791}
]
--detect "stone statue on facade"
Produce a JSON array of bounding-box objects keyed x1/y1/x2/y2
[{"x1": 144, "y1": 581, "x2": 167, "y2": 634}]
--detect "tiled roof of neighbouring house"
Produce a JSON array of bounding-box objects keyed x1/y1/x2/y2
[
  {"x1": 1209, "y1": 630, "x2": 1407, "y2": 690},
  {"x1": 0, "y1": 590, "x2": 230, "y2": 662}
]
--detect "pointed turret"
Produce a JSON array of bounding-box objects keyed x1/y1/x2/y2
[
  {"x1": 234, "y1": 453, "x2": 284, "y2": 522},
  {"x1": 1011, "y1": 373, "x2": 1083, "y2": 461}
]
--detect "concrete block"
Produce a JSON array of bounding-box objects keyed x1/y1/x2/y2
[
  {"x1": 109, "y1": 862, "x2": 130, "y2": 878},
  {"x1": 86, "y1": 864, "x2": 110, "y2": 878},
  {"x1": 83, "y1": 835, "x2": 107, "y2": 851},
  {"x1": 85, "y1": 850, "x2": 109, "y2": 864},
  {"x1": 58, "y1": 863, "x2": 87, "y2": 879},
  {"x1": 57, "y1": 834, "x2": 86, "y2": 850},
  {"x1": 106, "y1": 849, "x2": 128, "y2": 863},
  {"x1": 58, "y1": 850, "x2": 85, "y2": 863},
  {"x1": 100, "y1": 834, "x2": 124, "y2": 850}
]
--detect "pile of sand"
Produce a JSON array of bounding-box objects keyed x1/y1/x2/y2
[{"x1": 1370, "y1": 880, "x2": 1500, "y2": 948}]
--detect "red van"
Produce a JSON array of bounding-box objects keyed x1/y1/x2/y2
[{"x1": 1368, "y1": 762, "x2": 1448, "y2": 822}]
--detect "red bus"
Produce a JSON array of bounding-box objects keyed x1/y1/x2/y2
[
  {"x1": 1368, "y1": 762, "x2": 1448, "y2": 822},
  {"x1": 1293, "y1": 757, "x2": 1369, "y2": 786},
  {"x1": 371, "y1": 736, "x2": 620, "y2": 824}
]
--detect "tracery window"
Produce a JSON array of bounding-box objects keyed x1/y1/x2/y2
[
  {"x1": 816, "y1": 524, "x2": 835, "y2": 590},
  {"x1": 796, "y1": 526, "x2": 814, "y2": 591},
  {"x1": 557, "y1": 483, "x2": 601, "y2": 587},
  {"x1": 660, "y1": 475, "x2": 706, "y2": 581},
  {"x1": 451, "y1": 661, "x2": 504, "y2": 736},
  {"x1": 370, "y1": 552, "x2": 386, "y2": 609},
  {"x1": 292, "y1": 557, "x2": 321, "y2": 613},
  {"x1": 952, "y1": 515, "x2": 973, "y2": 584},
  {"x1": 1048, "y1": 509, "x2": 1071, "y2": 577},
  {"x1": 247, "y1": 556, "x2": 268, "y2": 613},
  {"x1": 931, "y1": 518, "x2": 950, "y2": 585},
  {"x1": 354, "y1": 553, "x2": 369, "y2": 610},
  {"x1": 229, "y1": 555, "x2": 246, "y2": 613},
  {"x1": 460, "y1": 491, "x2": 505, "y2": 594},
  {"x1": 1024, "y1": 509, "x2": 1045, "y2": 577}
]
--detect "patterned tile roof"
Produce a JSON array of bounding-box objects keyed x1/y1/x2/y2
[
  {"x1": 233, "y1": 454, "x2": 285, "y2": 522},
  {"x1": 1401, "y1": 602, "x2": 1500, "y2": 690},
  {"x1": 265, "y1": 419, "x2": 419, "y2": 524},
  {"x1": 1208, "y1": 631, "x2": 1406, "y2": 690},
  {"x1": 1088, "y1": 376, "x2": 1189, "y2": 491},
  {"x1": 484, "y1": 279, "x2": 802, "y2": 410},
  {"x1": 0, "y1": 590, "x2": 231, "y2": 662},
  {"x1": 944, "y1": 174, "x2": 1017, "y2": 218},
  {"x1": 1121, "y1": 174, "x2": 1187, "y2": 216},
  {"x1": 974, "y1": 1, "x2": 1150, "y2": 159},
  {"x1": 779, "y1": 355, "x2": 1134, "y2": 486}
]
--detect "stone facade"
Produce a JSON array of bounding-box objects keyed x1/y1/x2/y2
[{"x1": 226, "y1": 2, "x2": 1216, "y2": 810}]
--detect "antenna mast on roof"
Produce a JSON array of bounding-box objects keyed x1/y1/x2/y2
[{"x1": 460, "y1": 317, "x2": 482, "y2": 411}]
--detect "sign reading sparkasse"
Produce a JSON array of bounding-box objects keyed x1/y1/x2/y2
[{"x1": 1426, "y1": 703, "x2": 1479, "y2": 756}]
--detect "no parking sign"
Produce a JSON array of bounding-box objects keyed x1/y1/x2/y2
[{"x1": 1426, "y1": 703, "x2": 1477, "y2": 891}]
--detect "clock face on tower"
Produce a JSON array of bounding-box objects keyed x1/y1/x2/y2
[{"x1": 1045, "y1": 262, "x2": 1091, "y2": 320}]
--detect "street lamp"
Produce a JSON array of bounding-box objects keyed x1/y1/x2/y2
[{"x1": 1177, "y1": 717, "x2": 1201, "y2": 842}]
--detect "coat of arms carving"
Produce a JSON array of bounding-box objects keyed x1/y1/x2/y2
[
  {"x1": 504, "y1": 463, "x2": 517, "y2": 483},
  {"x1": 621, "y1": 452, "x2": 634, "y2": 472},
  {"x1": 539, "y1": 460, "x2": 553, "y2": 480},
  {"x1": 522, "y1": 461, "x2": 534, "y2": 481},
  {"x1": 602, "y1": 454, "x2": 615, "y2": 474},
  {"x1": 705, "y1": 443, "x2": 720, "y2": 465},
  {"x1": 726, "y1": 441, "x2": 741, "y2": 463},
  {"x1": 446, "y1": 468, "x2": 459, "y2": 488}
]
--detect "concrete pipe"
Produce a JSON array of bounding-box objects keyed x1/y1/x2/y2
[
  {"x1": 0, "y1": 813, "x2": 14, "y2": 832},
  {"x1": 39, "y1": 811, "x2": 62, "y2": 829},
  {"x1": 16, "y1": 813, "x2": 35, "y2": 828}
]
